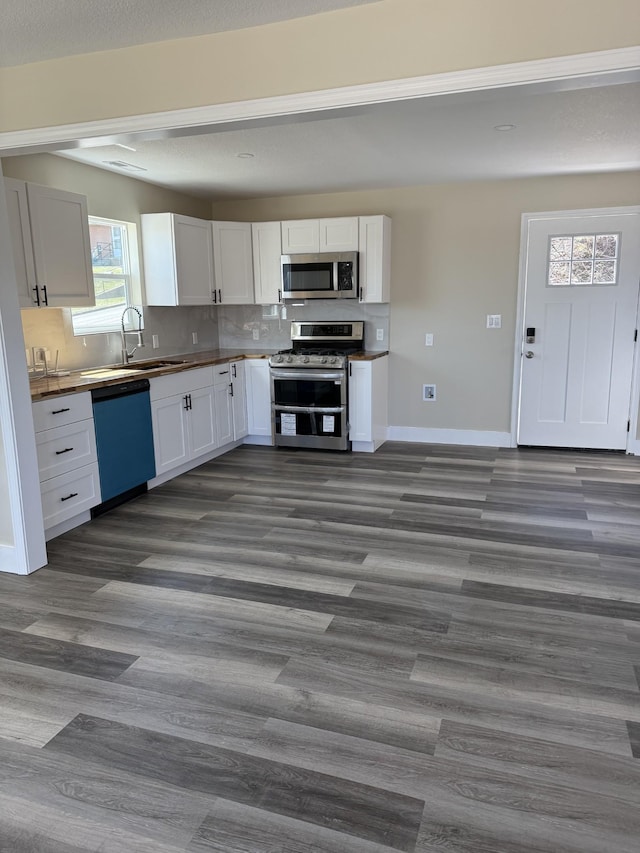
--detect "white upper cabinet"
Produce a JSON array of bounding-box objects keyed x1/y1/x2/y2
[
  {"x1": 252, "y1": 221, "x2": 282, "y2": 304},
  {"x1": 4, "y1": 179, "x2": 94, "y2": 308},
  {"x1": 142, "y1": 213, "x2": 215, "y2": 306},
  {"x1": 359, "y1": 215, "x2": 392, "y2": 304},
  {"x1": 281, "y1": 217, "x2": 359, "y2": 254},
  {"x1": 211, "y1": 221, "x2": 255, "y2": 305}
]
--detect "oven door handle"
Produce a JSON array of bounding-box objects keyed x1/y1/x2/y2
[
  {"x1": 273, "y1": 405, "x2": 344, "y2": 414},
  {"x1": 270, "y1": 369, "x2": 345, "y2": 381}
]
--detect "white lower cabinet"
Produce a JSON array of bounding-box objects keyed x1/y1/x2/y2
[
  {"x1": 230, "y1": 361, "x2": 248, "y2": 440},
  {"x1": 349, "y1": 356, "x2": 389, "y2": 452},
  {"x1": 150, "y1": 367, "x2": 216, "y2": 476},
  {"x1": 32, "y1": 391, "x2": 101, "y2": 532},
  {"x1": 245, "y1": 358, "x2": 273, "y2": 442}
]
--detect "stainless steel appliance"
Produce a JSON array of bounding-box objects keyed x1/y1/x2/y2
[
  {"x1": 281, "y1": 252, "x2": 358, "y2": 300},
  {"x1": 270, "y1": 321, "x2": 364, "y2": 450}
]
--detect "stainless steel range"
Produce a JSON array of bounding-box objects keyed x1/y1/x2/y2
[{"x1": 270, "y1": 321, "x2": 364, "y2": 450}]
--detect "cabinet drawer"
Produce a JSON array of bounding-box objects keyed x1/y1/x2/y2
[
  {"x1": 36, "y1": 419, "x2": 97, "y2": 482},
  {"x1": 40, "y1": 463, "x2": 101, "y2": 529},
  {"x1": 149, "y1": 366, "x2": 213, "y2": 401},
  {"x1": 213, "y1": 362, "x2": 232, "y2": 385},
  {"x1": 33, "y1": 392, "x2": 93, "y2": 432}
]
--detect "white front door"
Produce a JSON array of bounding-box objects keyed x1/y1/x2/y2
[{"x1": 517, "y1": 210, "x2": 640, "y2": 449}]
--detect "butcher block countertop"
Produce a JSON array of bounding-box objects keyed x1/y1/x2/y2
[{"x1": 29, "y1": 349, "x2": 389, "y2": 401}]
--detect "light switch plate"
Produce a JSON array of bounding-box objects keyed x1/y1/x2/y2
[
  {"x1": 376, "y1": 328, "x2": 384, "y2": 341},
  {"x1": 486, "y1": 314, "x2": 502, "y2": 329},
  {"x1": 423, "y1": 384, "x2": 436, "y2": 401},
  {"x1": 191, "y1": 331, "x2": 198, "y2": 345},
  {"x1": 252, "y1": 328, "x2": 260, "y2": 340},
  {"x1": 425, "y1": 333, "x2": 434, "y2": 346},
  {"x1": 152, "y1": 334, "x2": 159, "y2": 349}
]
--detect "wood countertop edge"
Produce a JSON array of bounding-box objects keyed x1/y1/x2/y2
[{"x1": 30, "y1": 349, "x2": 389, "y2": 401}]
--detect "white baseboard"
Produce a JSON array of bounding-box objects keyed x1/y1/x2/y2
[
  {"x1": 148, "y1": 440, "x2": 243, "y2": 489},
  {"x1": 0, "y1": 542, "x2": 29, "y2": 574},
  {"x1": 243, "y1": 435, "x2": 274, "y2": 446},
  {"x1": 626, "y1": 439, "x2": 640, "y2": 456},
  {"x1": 45, "y1": 510, "x2": 92, "y2": 542},
  {"x1": 387, "y1": 426, "x2": 512, "y2": 447}
]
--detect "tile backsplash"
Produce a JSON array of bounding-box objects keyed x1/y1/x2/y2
[{"x1": 21, "y1": 300, "x2": 389, "y2": 374}]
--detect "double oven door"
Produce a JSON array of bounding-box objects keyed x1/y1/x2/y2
[{"x1": 270, "y1": 367, "x2": 349, "y2": 450}]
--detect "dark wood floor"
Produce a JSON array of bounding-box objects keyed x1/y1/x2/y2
[{"x1": 1, "y1": 442, "x2": 640, "y2": 851}]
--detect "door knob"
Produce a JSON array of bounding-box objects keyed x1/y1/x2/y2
[{"x1": 525, "y1": 351, "x2": 534, "y2": 359}]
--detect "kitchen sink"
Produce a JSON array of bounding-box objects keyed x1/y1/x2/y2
[
  {"x1": 120, "y1": 359, "x2": 189, "y2": 370},
  {"x1": 80, "y1": 360, "x2": 189, "y2": 379}
]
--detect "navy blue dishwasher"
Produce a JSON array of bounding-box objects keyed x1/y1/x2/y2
[{"x1": 91, "y1": 378, "x2": 156, "y2": 514}]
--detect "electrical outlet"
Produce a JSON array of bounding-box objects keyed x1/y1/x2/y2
[
  {"x1": 252, "y1": 328, "x2": 260, "y2": 340},
  {"x1": 486, "y1": 314, "x2": 502, "y2": 329},
  {"x1": 152, "y1": 334, "x2": 159, "y2": 349},
  {"x1": 376, "y1": 328, "x2": 384, "y2": 341},
  {"x1": 425, "y1": 333, "x2": 434, "y2": 347},
  {"x1": 191, "y1": 331, "x2": 198, "y2": 345},
  {"x1": 423, "y1": 384, "x2": 437, "y2": 401}
]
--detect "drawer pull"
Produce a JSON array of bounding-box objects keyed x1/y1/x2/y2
[
  {"x1": 55, "y1": 447, "x2": 74, "y2": 455},
  {"x1": 51, "y1": 407, "x2": 71, "y2": 415},
  {"x1": 60, "y1": 492, "x2": 78, "y2": 502},
  {"x1": 218, "y1": 370, "x2": 229, "y2": 375}
]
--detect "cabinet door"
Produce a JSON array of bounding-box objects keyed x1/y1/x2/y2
[
  {"x1": 319, "y1": 217, "x2": 359, "y2": 252},
  {"x1": 245, "y1": 359, "x2": 273, "y2": 438},
  {"x1": 214, "y1": 379, "x2": 234, "y2": 447},
  {"x1": 173, "y1": 215, "x2": 215, "y2": 305},
  {"x1": 4, "y1": 178, "x2": 38, "y2": 308},
  {"x1": 359, "y1": 215, "x2": 391, "y2": 303},
  {"x1": 281, "y1": 220, "x2": 319, "y2": 254},
  {"x1": 151, "y1": 394, "x2": 189, "y2": 475},
  {"x1": 212, "y1": 221, "x2": 255, "y2": 304},
  {"x1": 230, "y1": 361, "x2": 248, "y2": 440},
  {"x1": 26, "y1": 183, "x2": 95, "y2": 307},
  {"x1": 252, "y1": 221, "x2": 282, "y2": 304},
  {"x1": 348, "y1": 361, "x2": 373, "y2": 443},
  {"x1": 188, "y1": 385, "x2": 217, "y2": 458}
]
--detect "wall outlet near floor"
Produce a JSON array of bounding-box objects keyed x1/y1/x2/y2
[
  {"x1": 252, "y1": 328, "x2": 260, "y2": 340},
  {"x1": 423, "y1": 384, "x2": 437, "y2": 401},
  {"x1": 425, "y1": 333, "x2": 434, "y2": 346},
  {"x1": 191, "y1": 331, "x2": 198, "y2": 345},
  {"x1": 152, "y1": 334, "x2": 160, "y2": 349},
  {"x1": 486, "y1": 314, "x2": 502, "y2": 329},
  {"x1": 376, "y1": 328, "x2": 384, "y2": 341}
]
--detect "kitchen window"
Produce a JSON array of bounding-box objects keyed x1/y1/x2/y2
[{"x1": 71, "y1": 217, "x2": 143, "y2": 335}]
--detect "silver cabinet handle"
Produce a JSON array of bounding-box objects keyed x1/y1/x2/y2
[{"x1": 525, "y1": 351, "x2": 534, "y2": 359}]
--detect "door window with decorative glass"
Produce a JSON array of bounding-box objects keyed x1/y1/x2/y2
[{"x1": 71, "y1": 217, "x2": 142, "y2": 335}]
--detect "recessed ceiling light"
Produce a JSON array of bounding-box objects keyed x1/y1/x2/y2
[
  {"x1": 102, "y1": 160, "x2": 147, "y2": 172},
  {"x1": 237, "y1": 152, "x2": 255, "y2": 159},
  {"x1": 494, "y1": 124, "x2": 516, "y2": 132}
]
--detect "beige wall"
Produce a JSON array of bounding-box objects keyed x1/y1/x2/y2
[
  {"x1": 1, "y1": 0, "x2": 639, "y2": 132},
  {"x1": 211, "y1": 170, "x2": 640, "y2": 433}
]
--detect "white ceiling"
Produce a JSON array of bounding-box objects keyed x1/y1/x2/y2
[
  {"x1": 56, "y1": 80, "x2": 640, "y2": 199},
  {"x1": 0, "y1": 0, "x2": 377, "y2": 67}
]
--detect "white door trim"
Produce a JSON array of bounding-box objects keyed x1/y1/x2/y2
[
  {"x1": 0, "y1": 46, "x2": 638, "y2": 155},
  {"x1": 510, "y1": 206, "x2": 640, "y2": 453}
]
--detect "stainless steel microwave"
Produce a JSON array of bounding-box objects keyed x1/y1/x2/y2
[{"x1": 281, "y1": 252, "x2": 358, "y2": 300}]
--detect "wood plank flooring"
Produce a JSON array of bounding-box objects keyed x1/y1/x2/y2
[{"x1": 1, "y1": 442, "x2": 639, "y2": 851}]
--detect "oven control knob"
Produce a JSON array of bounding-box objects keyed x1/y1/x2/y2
[
  {"x1": 303, "y1": 356, "x2": 310, "y2": 363},
  {"x1": 330, "y1": 356, "x2": 337, "y2": 364},
  {"x1": 321, "y1": 356, "x2": 328, "y2": 364},
  {"x1": 286, "y1": 356, "x2": 293, "y2": 363},
  {"x1": 273, "y1": 354, "x2": 283, "y2": 363}
]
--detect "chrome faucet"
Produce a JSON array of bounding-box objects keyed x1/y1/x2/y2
[{"x1": 121, "y1": 306, "x2": 144, "y2": 364}]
